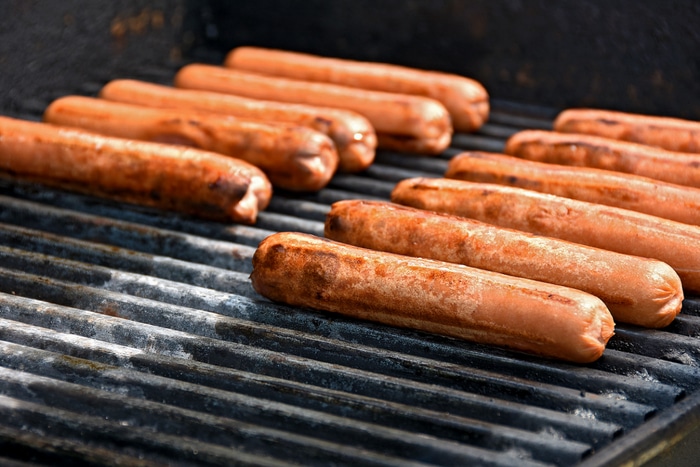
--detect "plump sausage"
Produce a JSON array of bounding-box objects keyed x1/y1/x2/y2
[
  {"x1": 173, "y1": 64, "x2": 453, "y2": 153},
  {"x1": 554, "y1": 108, "x2": 700, "y2": 153},
  {"x1": 0, "y1": 115, "x2": 269, "y2": 224},
  {"x1": 325, "y1": 200, "x2": 683, "y2": 328},
  {"x1": 376, "y1": 132, "x2": 453, "y2": 155},
  {"x1": 44, "y1": 95, "x2": 338, "y2": 192},
  {"x1": 100, "y1": 79, "x2": 376, "y2": 173},
  {"x1": 504, "y1": 130, "x2": 700, "y2": 188},
  {"x1": 445, "y1": 151, "x2": 700, "y2": 225},
  {"x1": 391, "y1": 177, "x2": 700, "y2": 293},
  {"x1": 251, "y1": 231, "x2": 614, "y2": 363},
  {"x1": 225, "y1": 46, "x2": 489, "y2": 133}
]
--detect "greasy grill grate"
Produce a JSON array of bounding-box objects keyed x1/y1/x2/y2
[{"x1": 1, "y1": 97, "x2": 700, "y2": 466}]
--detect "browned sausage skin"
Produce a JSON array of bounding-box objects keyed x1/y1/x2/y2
[
  {"x1": 0, "y1": 115, "x2": 267, "y2": 224},
  {"x1": 44, "y1": 95, "x2": 338, "y2": 192},
  {"x1": 392, "y1": 177, "x2": 700, "y2": 293},
  {"x1": 505, "y1": 129, "x2": 700, "y2": 188},
  {"x1": 100, "y1": 79, "x2": 376, "y2": 173},
  {"x1": 325, "y1": 200, "x2": 683, "y2": 328},
  {"x1": 251, "y1": 231, "x2": 614, "y2": 363},
  {"x1": 445, "y1": 151, "x2": 700, "y2": 225},
  {"x1": 554, "y1": 108, "x2": 700, "y2": 153},
  {"x1": 225, "y1": 46, "x2": 489, "y2": 133},
  {"x1": 376, "y1": 132, "x2": 453, "y2": 156}
]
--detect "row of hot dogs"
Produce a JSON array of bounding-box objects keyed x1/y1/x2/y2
[
  {"x1": 252, "y1": 105, "x2": 700, "y2": 364},
  {"x1": 0, "y1": 47, "x2": 488, "y2": 225},
  {"x1": 3, "y1": 46, "x2": 700, "y2": 364}
]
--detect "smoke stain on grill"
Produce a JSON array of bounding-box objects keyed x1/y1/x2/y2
[
  {"x1": 98, "y1": 301, "x2": 123, "y2": 319},
  {"x1": 213, "y1": 319, "x2": 277, "y2": 347},
  {"x1": 55, "y1": 354, "x2": 113, "y2": 373}
]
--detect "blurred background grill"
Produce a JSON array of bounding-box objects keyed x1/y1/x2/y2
[{"x1": 1, "y1": 1, "x2": 700, "y2": 465}]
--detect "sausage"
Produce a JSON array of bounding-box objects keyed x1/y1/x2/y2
[
  {"x1": 225, "y1": 46, "x2": 489, "y2": 133},
  {"x1": 325, "y1": 200, "x2": 683, "y2": 328},
  {"x1": 504, "y1": 129, "x2": 700, "y2": 188},
  {"x1": 43, "y1": 95, "x2": 338, "y2": 192},
  {"x1": 554, "y1": 108, "x2": 700, "y2": 153},
  {"x1": 0, "y1": 115, "x2": 268, "y2": 224},
  {"x1": 250, "y1": 231, "x2": 614, "y2": 363},
  {"x1": 375, "y1": 132, "x2": 452, "y2": 156},
  {"x1": 173, "y1": 64, "x2": 453, "y2": 151},
  {"x1": 445, "y1": 151, "x2": 700, "y2": 225},
  {"x1": 100, "y1": 79, "x2": 376, "y2": 173},
  {"x1": 392, "y1": 177, "x2": 700, "y2": 293}
]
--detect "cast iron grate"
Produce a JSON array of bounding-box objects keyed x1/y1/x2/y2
[{"x1": 1, "y1": 97, "x2": 700, "y2": 466}]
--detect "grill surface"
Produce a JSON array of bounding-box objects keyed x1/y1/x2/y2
[{"x1": 2, "y1": 93, "x2": 700, "y2": 466}]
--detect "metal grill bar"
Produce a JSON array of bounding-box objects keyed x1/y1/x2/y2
[
  {"x1": 0, "y1": 195, "x2": 258, "y2": 271},
  {"x1": 0, "y1": 223, "x2": 249, "y2": 294},
  {"x1": 0, "y1": 318, "x2": 593, "y2": 466}
]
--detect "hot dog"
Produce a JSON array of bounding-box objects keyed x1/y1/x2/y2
[
  {"x1": 173, "y1": 64, "x2": 453, "y2": 154},
  {"x1": 325, "y1": 200, "x2": 683, "y2": 328},
  {"x1": 504, "y1": 130, "x2": 700, "y2": 188},
  {"x1": 250, "y1": 231, "x2": 614, "y2": 363},
  {"x1": 554, "y1": 108, "x2": 700, "y2": 153},
  {"x1": 445, "y1": 151, "x2": 700, "y2": 225},
  {"x1": 224, "y1": 46, "x2": 489, "y2": 133},
  {"x1": 376, "y1": 132, "x2": 453, "y2": 155},
  {"x1": 0, "y1": 115, "x2": 269, "y2": 224},
  {"x1": 391, "y1": 177, "x2": 700, "y2": 293},
  {"x1": 44, "y1": 95, "x2": 338, "y2": 192},
  {"x1": 100, "y1": 79, "x2": 376, "y2": 173}
]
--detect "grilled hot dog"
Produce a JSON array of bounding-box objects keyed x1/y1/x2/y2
[
  {"x1": 100, "y1": 79, "x2": 376, "y2": 173},
  {"x1": 251, "y1": 231, "x2": 614, "y2": 363},
  {"x1": 0, "y1": 115, "x2": 269, "y2": 224},
  {"x1": 225, "y1": 46, "x2": 489, "y2": 133},
  {"x1": 173, "y1": 64, "x2": 453, "y2": 154},
  {"x1": 325, "y1": 200, "x2": 683, "y2": 328},
  {"x1": 376, "y1": 132, "x2": 452, "y2": 156},
  {"x1": 392, "y1": 178, "x2": 700, "y2": 293},
  {"x1": 554, "y1": 108, "x2": 700, "y2": 153},
  {"x1": 445, "y1": 151, "x2": 700, "y2": 225},
  {"x1": 44, "y1": 95, "x2": 338, "y2": 192},
  {"x1": 505, "y1": 130, "x2": 700, "y2": 188}
]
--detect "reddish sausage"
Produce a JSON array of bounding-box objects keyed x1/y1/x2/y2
[
  {"x1": 44, "y1": 95, "x2": 338, "y2": 192},
  {"x1": 100, "y1": 79, "x2": 376, "y2": 172},
  {"x1": 173, "y1": 64, "x2": 453, "y2": 154},
  {"x1": 325, "y1": 200, "x2": 683, "y2": 328},
  {"x1": 392, "y1": 177, "x2": 700, "y2": 293},
  {"x1": 251, "y1": 231, "x2": 614, "y2": 363},
  {"x1": 225, "y1": 46, "x2": 489, "y2": 133},
  {"x1": 554, "y1": 108, "x2": 700, "y2": 153},
  {"x1": 0, "y1": 115, "x2": 268, "y2": 224}
]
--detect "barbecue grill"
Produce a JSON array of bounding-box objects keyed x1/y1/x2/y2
[{"x1": 2, "y1": 1, "x2": 700, "y2": 465}]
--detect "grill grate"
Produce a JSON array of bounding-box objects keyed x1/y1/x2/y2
[{"x1": 2, "y1": 101, "x2": 700, "y2": 466}]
